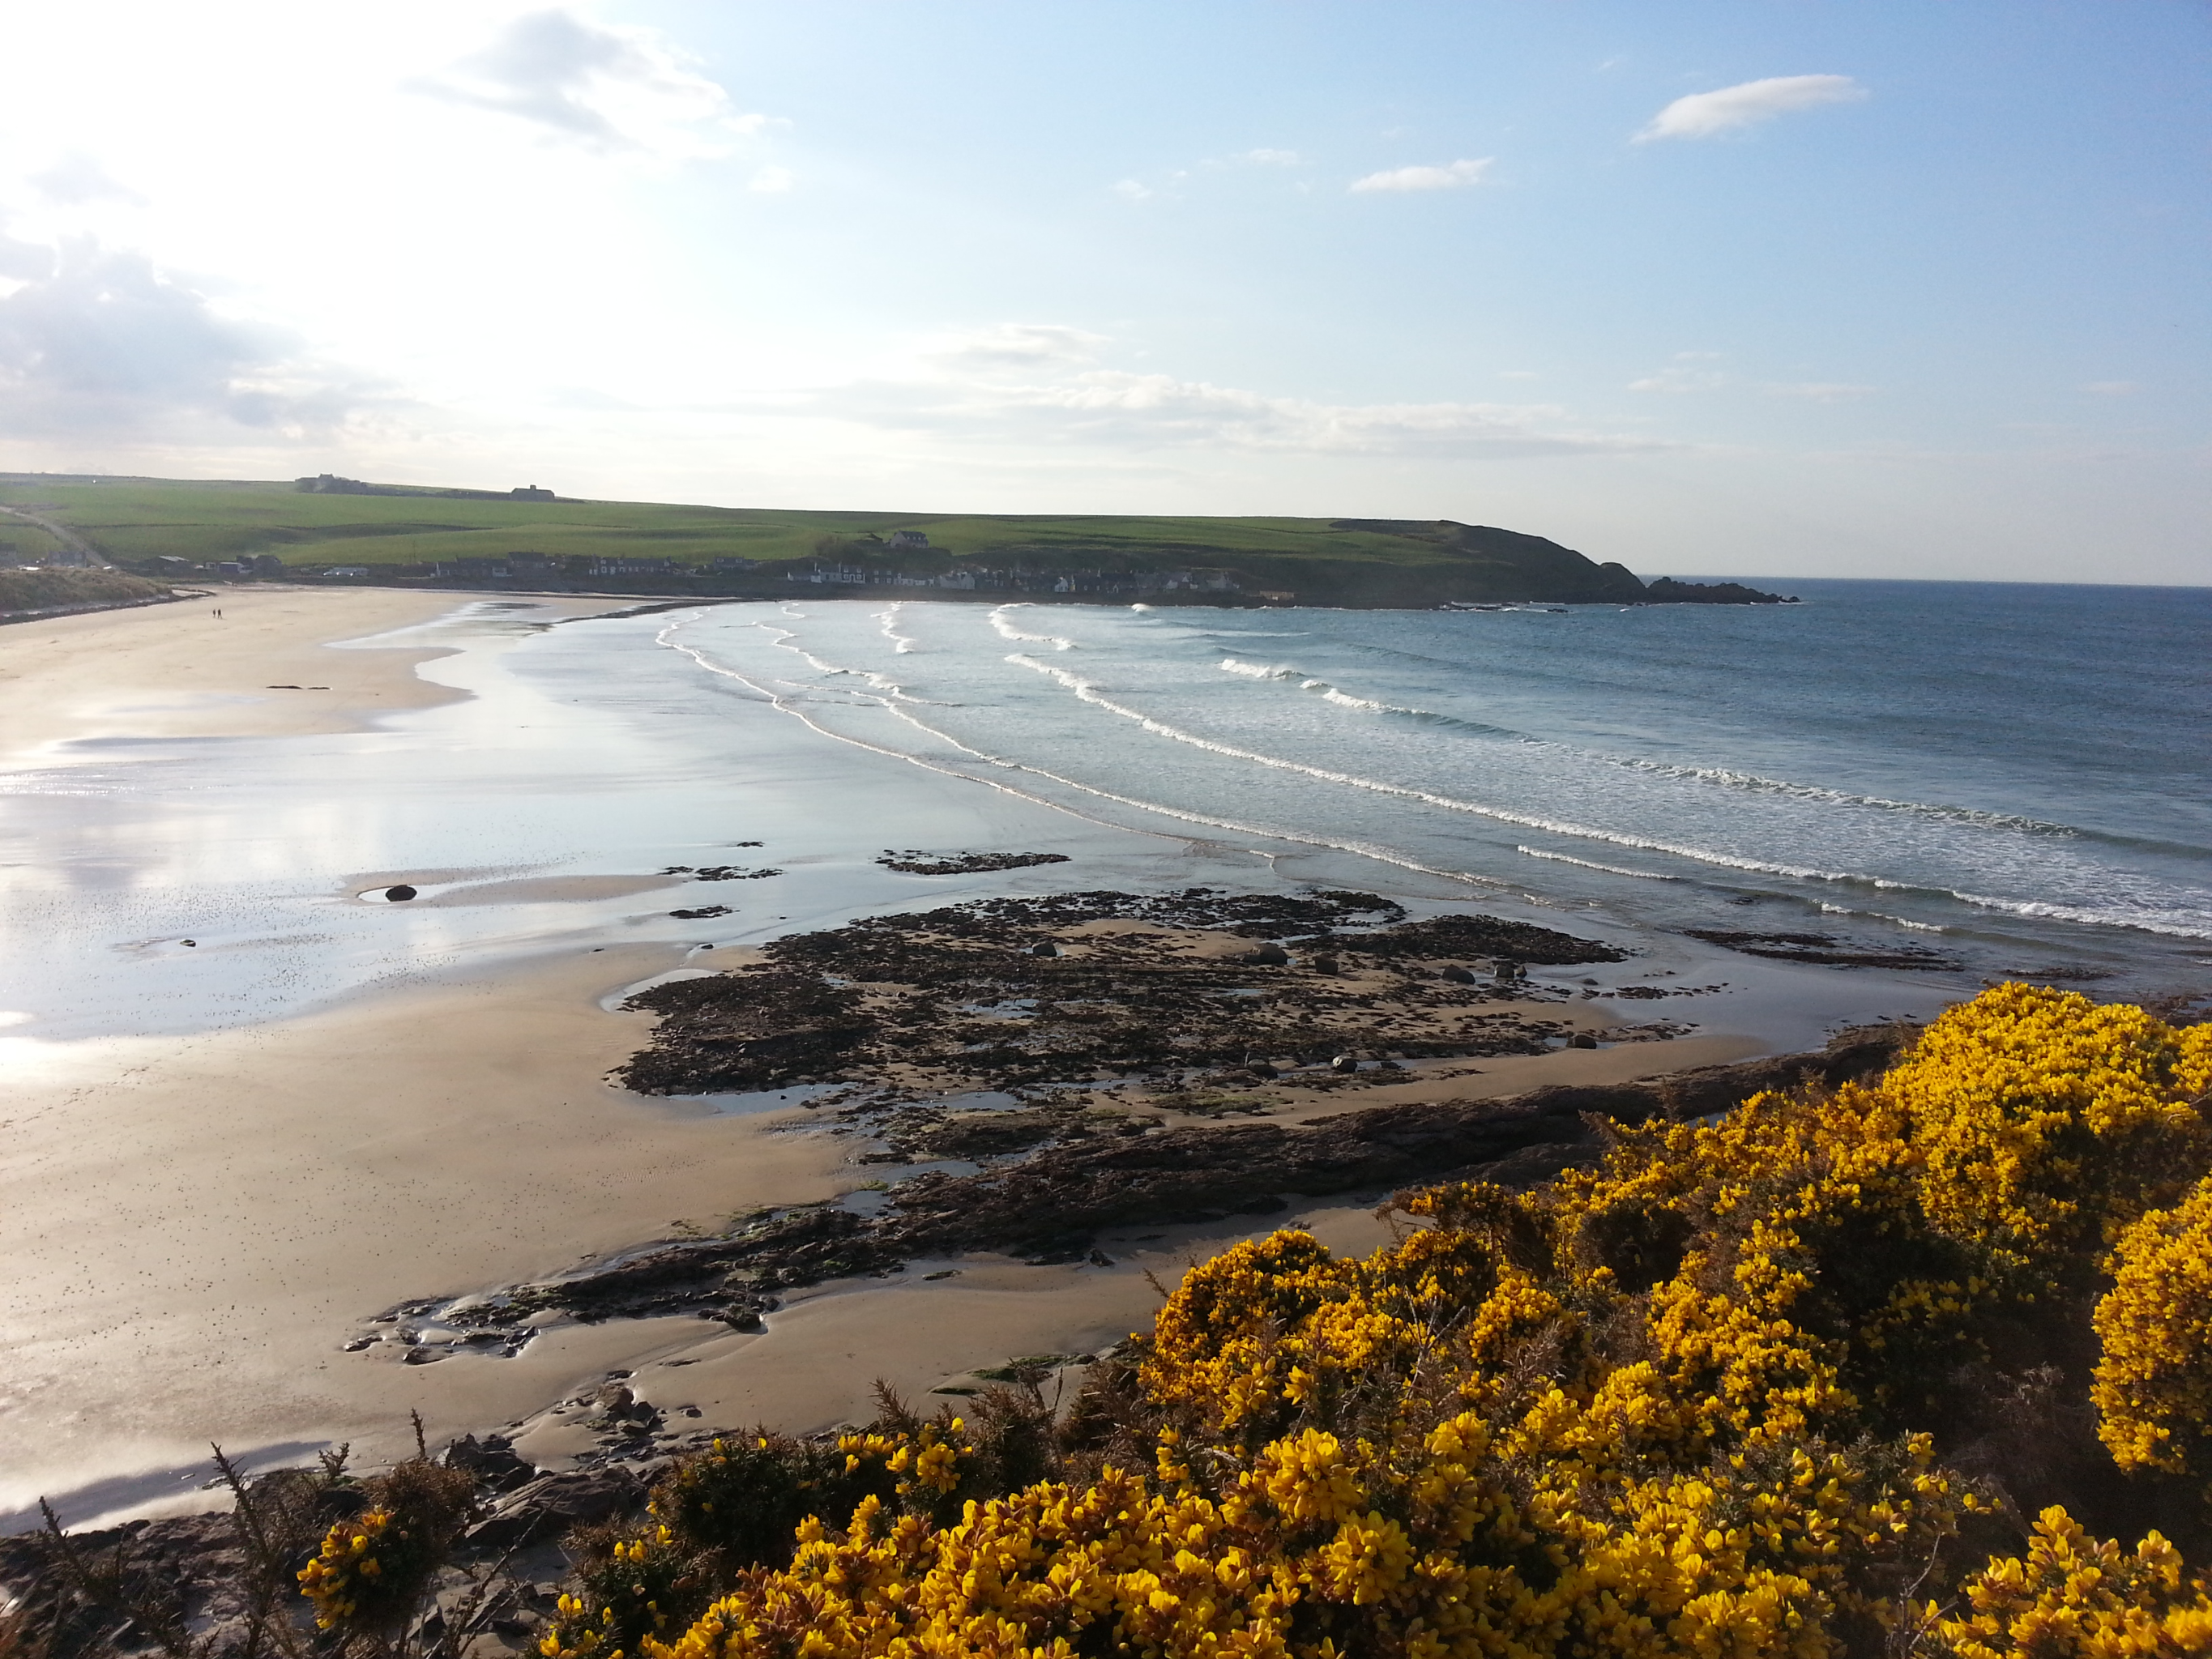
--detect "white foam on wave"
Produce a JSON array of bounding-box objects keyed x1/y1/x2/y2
[
  {"x1": 1219, "y1": 657, "x2": 1524, "y2": 738},
  {"x1": 1220, "y1": 654, "x2": 2109, "y2": 845},
  {"x1": 1319, "y1": 687, "x2": 1392, "y2": 714},
  {"x1": 1517, "y1": 847, "x2": 1681, "y2": 881},
  {"x1": 873, "y1": 603, "x2": 917, "y2": 655},
  {"x1": 1817, "y1": 902, "x2": 1948, "y2": 932},
  {"x1": 1597, "y1": 754, "x2": 2084, "y2": 838},
  {"x1": 653, "y1": 616, "x2": 1500, "y2": 889},
  {"x1": 991, "y1": 604, "x2": 1074, "y2": 651},
  {"x1": 1003, "y1": 650, "x2": 2212, "y2": 940}
]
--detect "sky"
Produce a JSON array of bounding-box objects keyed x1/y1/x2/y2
[{"x1": 0, "y1": 1, "x2": 2206, "y2": 583}]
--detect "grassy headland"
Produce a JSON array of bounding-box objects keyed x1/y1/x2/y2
[
  {"x1": 0, "y1": 566, "x2": 176, "y2": 616},
  {"x1": 0, "y1": 475, "x2": 1781, "y2": 608}
]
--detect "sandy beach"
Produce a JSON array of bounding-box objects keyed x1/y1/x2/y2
[{"x1": 0, "y1": 591, "x2": 1968, "y2": 1532}]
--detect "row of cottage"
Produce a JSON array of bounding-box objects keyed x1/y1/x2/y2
[{"x1": 788, "y1": 563, "x2": 1242, "y2": 595}]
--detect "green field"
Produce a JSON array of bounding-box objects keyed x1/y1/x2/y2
[{"x1": 0, "y1": 475, "x2": 1655, "y2": 605}]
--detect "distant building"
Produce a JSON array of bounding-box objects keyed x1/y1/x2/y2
[
  {"x1": 510, "y1": 486, "x2": 556, "y2": 501},
  {"x1": 587, "y1": 557, "x2": 676, "y2": 578},
  {"x1": 885, "y1": 530, "x2": 931, "y2": 550},
  {"x1": 325, "y1": 565, "x2": 371, "y2": 578}
]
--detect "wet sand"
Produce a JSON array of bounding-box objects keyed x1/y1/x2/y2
[
  {"x1": 0, "y1": 945, "x2": 853, "y2": 1529},
  {"x1": 0, "y1": 588, "x2": 471, "y2": 758}
]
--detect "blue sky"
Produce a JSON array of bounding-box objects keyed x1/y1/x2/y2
[{"x1": 0, "y1": 2, "x2": 2206, "y2": 582}]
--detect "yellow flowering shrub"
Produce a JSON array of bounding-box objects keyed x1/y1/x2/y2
[
  {"x1": 296, "y1": 1459, "x2": 475, "y2": 1635},
  {"x1": 2091, "y1": 1175, "x2": 2212, "y2": 1478},
  {"x1": 327, "y1": 987, "x2": 2212, "y2": 1658},
  {"x1": 1886, "y1": 985, "x2": 2209, "y2": 1256},
  {"x1": 1932, "y1": 1507, "x2": 2212, "y2": 1657},
  {"x1": 297, "y1": 1508, "x2": 400, "y2": 1631}
]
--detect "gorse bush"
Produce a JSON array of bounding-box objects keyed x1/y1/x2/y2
[
  {"x1": 297, "y1": 1459, "x2": 475, "y2": 1636},
  {"x1": 513, "y1": 985, "x2": 2212, "y2": 1658}
]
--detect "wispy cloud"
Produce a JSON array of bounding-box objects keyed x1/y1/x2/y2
[
  {"x1": 29, "y1": 152, "x2": 144, "y2": 207},
  {"x1": 412, "y1": 9, "x2": 772, "y2": 160},
  {"x1": 0, "y1": 232, "x2": 379, "y2": 438},
  {"x1": 1349, "y1": 158, "x2": 1492, "y2": 194},
  {"x1": 1629, "y1": 356, "x2": 1875, "y2": 401},
  {"x1": 818, "y1": 334, "x2": 1664, "y2": 459},
  {"x1": 1629, "y1": 353, "x2": 1726, "y2": 394},
  {"x1": 1111, "y1": 178, "x2": 1153, "y2": 203},
  {"x1": 1241, "y1": 148, "x2": 1300, "y2": 166},
  {"x1": 922, "y1": 323, "x2": 1109, "y2": 368},
  {"x1": 1765, "y1": 381, "x2": 1876, "y2": 402},
  {"x1": 1636, "y1": 75, "x2": 1866, "y2": 143},
  {"x1": 748, "y1": 165, "x2": 793, "y2": 194}
]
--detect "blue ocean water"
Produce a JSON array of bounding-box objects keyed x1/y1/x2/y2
[{"x1": 664, "y1": 580, "x2": 2212, "y2": 991}]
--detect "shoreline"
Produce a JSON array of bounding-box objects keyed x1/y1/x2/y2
[{"x1": 0, "y1": 593, "x2": 1975, "y2": 1533}]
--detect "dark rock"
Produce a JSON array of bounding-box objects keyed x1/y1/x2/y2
[
  {"x1": 1642, "y1": 577, "x2": 1792, "y2": 605},
  {"x1": 1440, "y1": 965, "x2": 1477, "y2": 984},
  {"x1": 1309, "y1": 955, "x2": 1339, "y2": 974},
  {"x1": 1330, "y1": 1054, "x2": 1359, "y2": 1075},
  {"x1": 465, "y1": 1467, "x2": 646, "y2": 1550},
  {"x1": 1030, "y1": 941, "x2": 1059, "y2": 957},
  {"x1": 1684, "y1": 928, "x2": 1962, "y2": 970},
  {"x1": 456, "y1": 1023, "x2": 1919, "y2": 1326},
  {"x1": 385, "y1": 885, "x2": 418, "y2": 902},
  {"x1": 1087, "y1": 1248, "x2": 1114, "y2": 1266},
  {"x1": 1247, "y1": 944, "x2": 1291, "y2": 966},
  {"x1": 1569, "y1": 1033, "x2": 1599, "y2": 1050},
  {"x1": 877, "y1": 851, "x2": 1073, "y2": 876},
  {"x1": 446, "y1": 1434, "x2": 532, "y2": 1491},
  {"x1": 1495, "y1": 961, "x2": 1522, "y2": 983}
]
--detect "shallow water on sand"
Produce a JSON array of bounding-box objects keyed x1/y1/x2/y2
[{"x1": 0, "y1": 602, "x2": 1239, "y2": 1039}]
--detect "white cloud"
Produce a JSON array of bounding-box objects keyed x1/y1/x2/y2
[
  {"x1": 748, "y1": 165, "x2": 794, "y2": 194},
  {"x1": 29, "y1": 152, "x2": 145, "y2": 207},
  {"x1": 1111, "y1": 178, "x2": 1153, "y2": 203},
  {"x1": 412, "y1": 9, "x2": 771, "y2": 160},
  {"x1": 1629, "y1": 354, "x2": 1727, "y2": 394},
  {"x1": 1241, "y1": 148, "x2": 1300, "y2": 165},
  {"x1": 0, "y1": 232, "x2": 377, "y2": 438},
  {"x1": 1636, "y1": 75, "x2": 1867, "y2": 143},
  {"x1": 922, "y1": 323, "x2": 1109, "y2": 368},
  {"x1": 1765, "y1": 381, "x2": 1876, "y2": 402},
  {"x1": 1349, "y1": 158, "x2": 1493, "y2": 194},
  {"x1": 823, "y1": 366, "x2": 1663, "y2": 459}
]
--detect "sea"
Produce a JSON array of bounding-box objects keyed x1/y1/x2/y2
[
  {"x1": 662, "y1": 579, "x2": 2212, "y2": 994},
  {"x1": 1, "y1": 579, "x2": 2206, "y2": 1040}
]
